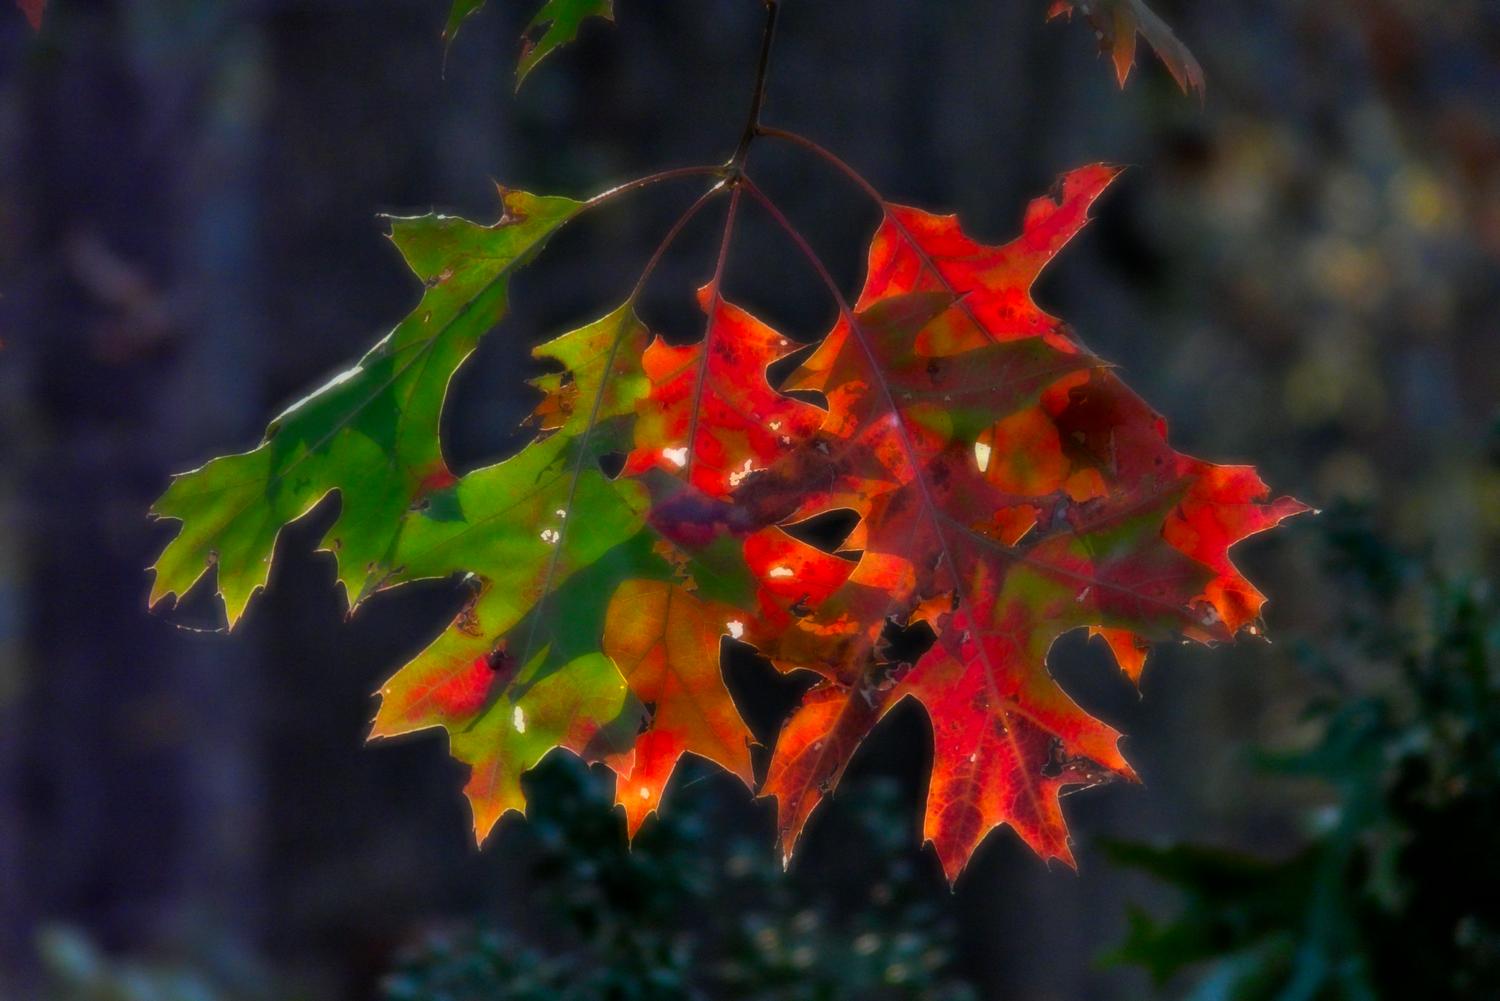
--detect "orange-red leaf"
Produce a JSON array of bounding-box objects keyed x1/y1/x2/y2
[
  {"x1": 1091, "y1": 626, "x2": 1150, "y2": 684},
  {"x1": 627, "y1": 285, "x2": 822, "y2": 500},
  {"x1": 763, "y1": 681, "x2": 887, "y2": 862},
  {"x1": 603, "y1": 579, "x2": 755, "y2": 836},
  {"x1": 757, "y1": 165, "x2": 1305, "y2": 879}
]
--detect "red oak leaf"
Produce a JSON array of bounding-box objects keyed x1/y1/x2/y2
[
  {"x1": 626, "y1": 284, "x2": 823, "y2": 501},
  {"x1": 757, "y1": 166, "x2": 1307, "y2": 879}
]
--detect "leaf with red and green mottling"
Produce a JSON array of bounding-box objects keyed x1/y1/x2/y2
[
  {"x1": 368, "y1": 282, "x2": 808, "y2": 836},
  {"x1": 1048, "y1": 0, "x2": 1204, "y2": 95},
  {"x1": 367, "y1": 432, "x2": 651, "y2": 736},
  {"x1": 367, "y1": 304, "x2": 662, "y2": 837},
  {"x1": 449, "y1": 645, "x2": 638, "y2": 841},
  {"x1": 758, "y1": 166, "x2": 1305, "y2": 878},
  {"x1": 15, "y1": 0, "x2": 42, "y2": 29},
  {"x1": 148, "y1": 188, "x2": 582, "y2": 627},
  {"x1": 850, "y1": 164, "x2": 1124, "y2": 355},
  {"x1": 372, "y1": 523, "x2": 657, "y2": 841},
  {"x1": 444, "y1": 0, "x2": 614, "y2": 86},
  {"x1": 603, "y1": 580, "x2": 755, "y2": 836}
]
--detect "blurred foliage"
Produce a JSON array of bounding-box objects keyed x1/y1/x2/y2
[
  {"x1": 31, "y1": 924, "x2": 280, "y2": 1001},
  {"x1": 380, "y1": 760, "x2": 977, "y2": 1001},
  {"x1": 1103, "y1": 505, "x2": 1500, "y2": 1000}
]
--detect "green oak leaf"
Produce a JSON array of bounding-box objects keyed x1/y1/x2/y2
[
  {"x1": 444, "y1": 0, "x2": 614, "y2": 86},
  {"x1": 148, "y1": 187, "x2": 583, "y2": 627},
  {"x1": 518, "y1": 0, "x2": 614, "y2": 86},
  {"x1": 444, "y1": 0, "x2": 486, "y2": 42}
]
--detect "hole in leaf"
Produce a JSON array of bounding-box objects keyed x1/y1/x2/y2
[
  {"x1": 1040, "y1": 738, "x2": 1067, "y2": 778},
  {"x1": 782, "y1": 388, "x2": 827, "y2": 409},
  {"x1": 781, "y1": 509, "x2": 861, "y2": 554},
  {"x1": 877, "y1": 617, "x2": 938, "y2": 667},
  {"x1": 596, "y1": 451, "x2": 626, "y2": 479},
  {"x1": 766, "y1": 341, "x2": 816, "y2": 389}
]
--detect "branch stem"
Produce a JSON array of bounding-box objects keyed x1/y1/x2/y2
[
  {"x1": 739, "y1": 174, "x2": 962, "y2": 602},
  {"x1": 759, "y1": 125, "x2": 997, "y2": 351},
  {"x1": 729, "y1": 1, "x2": 780, "y2": 170},
  {"x1": 582, "y1": 165, "x2": 727, "y2": 210},
  {"x1": 629, "y1": 182, "x2": 727, "y2": 302},
  {"x1": 515, "y1": 180, "x2": 726, "y2": 669},
  {"x1": 738, "y1": 177, "x2": 848, "y2": 314},
  {"x1": 756, "y1": 126, "x2": 884, "y2": 202},
  {"x1": 682, "y1": 185, "x2": 745, "y2": 487}
]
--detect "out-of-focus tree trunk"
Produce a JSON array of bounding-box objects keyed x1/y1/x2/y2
[{"x1": 0, "y1": 0, "x2": 270, "y2": 983}]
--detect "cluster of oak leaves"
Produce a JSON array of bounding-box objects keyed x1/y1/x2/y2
[{"x1": 138, "y1": 0, "x2": 1304, "y2": 882}]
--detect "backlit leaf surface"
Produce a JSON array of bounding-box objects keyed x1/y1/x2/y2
[
  {"x1": 151, "y1": 165, "x2": 1303, "y2": 877},
  {"x1": 149, "y1": 189, "x2": 581, "y2": 626},
  {"x1": 604, "y1": 579, "x2": 755, "y2": 835},
  {"x1": 445, "y1": 0, "x2": 614, "y2": 85},
  {"x1": 369, "y1": 266, "x2": 815, "y2": 835},
  {"x1": 754, "y1": 166, "x2": 1305, "y2": 877}
]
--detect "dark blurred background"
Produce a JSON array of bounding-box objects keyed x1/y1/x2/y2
[{"x1": 2, "y1": 1, "x2": 1499, "y2": 998}]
